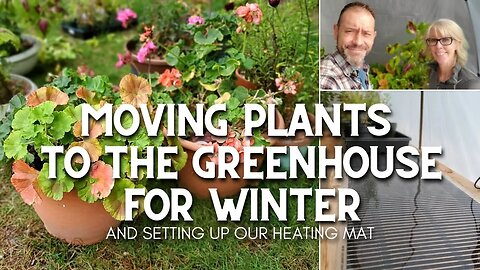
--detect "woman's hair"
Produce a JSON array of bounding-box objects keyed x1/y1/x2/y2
[{"x1": 426, "y1": 19, "x2": 469, "y2": 67}]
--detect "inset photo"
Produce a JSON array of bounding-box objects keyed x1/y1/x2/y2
[{"x1": 320, "y1": 0, "x2": 480, "y2": 89}]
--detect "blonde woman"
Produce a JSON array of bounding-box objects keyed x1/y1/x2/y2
[{"x1": 426, "y1": 19, "x2": 480, "y2": 89}]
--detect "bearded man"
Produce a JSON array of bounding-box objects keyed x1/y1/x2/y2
[{"x1": 320, "y1": 2, "x2": 377, "y2": 90}]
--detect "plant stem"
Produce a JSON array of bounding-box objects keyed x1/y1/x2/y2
[
  {"x1": 147, "y1": 56, "x2": 151, "y2": 85},
  {"x1": 302, "y1": 0, "x2": 311, "y2": 68},
  {"x1": 242, "y1": 29, "x2": 247, "y2": 56}
]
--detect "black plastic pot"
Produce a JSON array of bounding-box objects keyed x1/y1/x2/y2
[
  {"x1": 345, "y1": 131, "x2": 411, "y2": 154},
  {"x1": 61, "y1": 17, "x2": 137, "y2": 39}
]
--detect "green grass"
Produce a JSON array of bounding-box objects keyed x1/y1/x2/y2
[
  {"x1": 28, "y1": 23, "x2": 137, "y2": 88},
  {"x1": 0, "y1": 170, "x2": 319, "y2": 269}
]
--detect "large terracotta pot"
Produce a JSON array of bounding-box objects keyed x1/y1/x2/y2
[
  {"x1": 126, "y1": 40, "x2": 171, "y2": 74},
  {"x1": 177, "y1": 110, "x2": 285, "y2": 199},
  {"x1": 33, "y1": 190, "x2": 120, "y2": 245}
]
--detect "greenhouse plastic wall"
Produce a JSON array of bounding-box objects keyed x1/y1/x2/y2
[
  {"x1": 423, "y1": 92, "x2": 480, "y2": 182},
  {"x1": 387, "y1": 91, "x2": 480, "y2": 183}
]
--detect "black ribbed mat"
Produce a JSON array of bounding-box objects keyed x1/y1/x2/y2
[{"x1": 347, "y1": 160, "x2": 480, "y2": 269}]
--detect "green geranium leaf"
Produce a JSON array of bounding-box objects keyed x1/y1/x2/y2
[
  {"x1": 120, "y1": 112, "x2": 134, "y2": 131},
  {"x1": 167, "y1": 137, "x2": 187, "y2": 171},
  {"x1": 9, "y1": 94, "x2": 26, "y2": 109},
  {"x1": 253, "y1": 129, "x2": 270, "y2": 147},
  {"x1": 32, "y1": 101, "x2": 56, "y2": 124},
  {"x1": 103, "y1": 178, "x2": 138, "y2": 221},
  {"x1": 226, "y1": 97, "x2": 241, "y2": 110},
  {"x1": 4, "y1": 131, "x2": 28, "y2": 160},
  {"x1": 49, "y1": 111, "x2": 76, "y2": 140},
  {"x1": 86, "y1": 75, "x2": 110, "y2": 95},
  {"x1": 37, "y1": 159, "x2": 75, "y2": 201},
  {"x1": 11, "y1": 107, "x2": 34, "y2": 134},
  {"x1": 220, "y1": 59, "x2": 240, "y2": 77},
  {"x1": 195, "y1": 44, "x2": 216, "y2": 59},
  {"x1": 52, "y1": 75, "x2": 72, "y2": 89},
  {"x1": 194, "y1": 28, "x2": 223, "y2": 45},
  {"x1": 206, "y1": 94, "x2": 218, "y2": 107},
  {"x1": 151, "y1": 132, "x2": 164, "y2": 147},
  {"x1": 227, "y1": 107, "x2": 244, "y2": 123},
  {"x1": 242, "y1": 57, "x2": 255, "y2": 70},
  {"x1": 183, "y1": 66, "x2": 196, "y2": 83},
  {"x1": 75, "y1": 177, "x2": 97, "y2": 203},
  {"x1": 165, "y1": 46, "x2": 180, "y2": 66},
  {"x1": 130, "y1": 127, "x2": 150, "y2": 149},
  {"x1": 33, "y1": 131, "x2": 53, "y2": 160},
  {"x1": 232, "y1": 87, "x2": 249, "y2": 104}
]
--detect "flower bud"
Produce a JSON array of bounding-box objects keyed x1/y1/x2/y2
[
  {"x1": 224, "y1": 2, "x2": 235, "y2": 11},
  {"x1": 38, "y1": 19, "x2": 49, "y2": 36},
  {"x1": 21, "y1": 0, "x2": 29, "y2": 11},
  {"x1": 269, "y1": 0, "x2": 280, "y2": 8}
]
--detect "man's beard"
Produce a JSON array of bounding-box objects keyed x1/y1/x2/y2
[{"x1": 338, "y1": 45, "x2": 368, "y2": 68}]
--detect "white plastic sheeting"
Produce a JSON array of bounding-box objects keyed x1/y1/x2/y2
[
  {"x1": 386, "y1": 91, "x2": 480, "y2": 183},
  {"x1": 383, "y1": 91, "x2": 421, "y2": 147}
]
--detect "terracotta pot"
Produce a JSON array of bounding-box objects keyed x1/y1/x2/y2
[
  {"x1": 126, "y1": 40, "x2": 171, "y2": 74},
  {"x1": 320, "y1": 130, "x2": 345, "y2": 159},
  {"x1": 234, "y1": 68, "x2": 257, "y2": 90},
  {"x1": 32, "y1": 190, "x2": 120, "y2": 245},
  {"x1": 275, "y1": 112, "x2": 316, "y2": 170},
  {"x1": 275, "y1": 112, "x2": 316, "y2": 147},
  {"x1": 177, "y1": 109, "x2": 285, "y2": 199}
]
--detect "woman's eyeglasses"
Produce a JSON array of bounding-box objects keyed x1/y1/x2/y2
[{"x1": 426, "y1": 37, "x2": 454, "y2": 46}]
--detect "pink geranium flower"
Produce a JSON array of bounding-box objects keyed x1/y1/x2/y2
[
  {"x1": 236, "y1": 3, "x2": 263, "y2": 25},
  {"x1": 90, "y1": 161, "x2": 114, "y2": 199},
  {"x1": 188, "y1": 15, "x2": 205, "y2": 25},
  {"x1": 115, "y1": 52, "x2": 132, "y2": 68},
  {"x1": 276, "y1": 77, "x2": 297, "y2": 95},
  {"x1": 136, "y1": 41, "x2": 157, "y2": 63},
  {"x1": 159, "y1": 68, "x2": 182, "y2": 87},
  {"x1": 117, "y1": 8, "x2": 137, "y2": 29},
  {"x1": 208, "y1": 130, "x2": 254, "y2": 164}
]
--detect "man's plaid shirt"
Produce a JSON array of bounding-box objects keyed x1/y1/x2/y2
[{"x1": 320, "y1": 51, "x2": 372, "y2": 90}]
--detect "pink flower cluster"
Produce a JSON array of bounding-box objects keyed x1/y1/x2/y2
[
  {"x1": 159, "y1": 68, "x2": 182, "y2": 87},
  {"x1": 115, "y1": 51, "x2": 132, "y2": 68},
  {"x1": 187, "y1": 15, "x2": 205, "y2": 25},
  {"x1": 236, "y1": 3, "x2": 263, "y2": 25},
  {"x1": 116, "y1": 8, "x2": 137, "y2": 29},
  {"x1": 137, "y1": 40, "x2": 158, "y2": 63},
  {"x1": 209, "y1": 131, "x2": 254, "y2": 164},
  {"x1": 77, "y1": 64, "x2": 95, "y2": 76},
  {"x1": 275, "y1": 77, "x2": 297, "y2": 95}
]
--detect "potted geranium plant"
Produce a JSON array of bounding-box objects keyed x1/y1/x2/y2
[
  {"x1": 0, "y1": 2, "x2": 41, "y2": 75},
  {"x1": 0, "y1": 68, "x2": 185, "y2": 245},
  {"x1": 369, "y1": 21, "x2": 431, "y2": 89},
  {"x1": 153, "y1": 10, "x2": 285, "y2": 198},
  {"x1": 61, "y1": 0, "x2": 137, "y2": 39},
  {"x1": 232, "y1": 0, "x2": 319, "y2": 169},
  {"x1": 0, "y1": 58, "x2": 37, "y2": 119},
  {"x1": 116, "y1": 0, "x2": 190, "y2": 74}
]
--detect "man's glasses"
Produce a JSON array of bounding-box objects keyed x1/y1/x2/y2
[{"x1": 426, "y1": 37, "x2": 454, "y2": 46}]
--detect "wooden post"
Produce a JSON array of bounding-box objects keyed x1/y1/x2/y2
[{"x1": 320, "y1": 131, "x2": 347, "y2": 270}]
